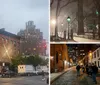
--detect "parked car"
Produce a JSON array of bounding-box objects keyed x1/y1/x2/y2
[{"x1": 2, "y1": 70, "x2": 16, "y2": 78}]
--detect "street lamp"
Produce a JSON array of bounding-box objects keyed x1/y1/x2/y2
[
  {"x1": 67, "y1": 16, "x2": 71, "y2": 40},
  {"x1": 89, "y1": 52, "x2": 92, "y2": 56},
  {"x1": 88, "y1": 51, "x2": 92, "y2": 63},
  {"x1": 50, "y1": 56, "x2": 54, "y2": 60},
  {"x1": 51, "y1": 19, "x2": 59, "y2": 40},
  {"x1": 61, "y1": 23, "x2": 64, "y2": 26},
  {"x1": 51, "y1": 19, "x2": 56, "y2": 25},
  {"x1": 96, "y1": 10, "x2": 99, "y2": 16}
]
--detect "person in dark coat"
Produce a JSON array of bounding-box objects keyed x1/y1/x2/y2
[
  {"x1": 76, "y1": 65, "x2": 81, "y2": 76},
  {"x1": 47, "y1": 76, "x2": 49, "y2": 84},
  {"x1": 82, "y1": 65, "x2": 85, "y2": 73},
  {"x1": 86, "y1": 64, "x2": 89, "y2": 74},
  {"x1": 42, "y1": 70, "x2": 45, "y2": 80},
  {"x1": 88, "y1": 64, "x2": 92, "y2": 76},
  {"x1": 91, "y1": 63, "x2": 98, "y2": 84}
]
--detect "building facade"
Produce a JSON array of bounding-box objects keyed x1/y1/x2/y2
[
  {"x1": 0, "y1": 28, "x2": 20, "y2": 64},
  {"x1": 80, "y1": 45, "x2": 100, "y2": 67},
  {"x1": 17, "y1": 21, "x2": 47, "y2": 56},
  {"x1": 92, "y1": 47, "x2": 100, "y2": 69},
  {"x1": 50, "y1": 44, "x2": 70, "y2": 73},
  {"x1": 67, "y1": 44, "x2": 88, "y2": 64}
]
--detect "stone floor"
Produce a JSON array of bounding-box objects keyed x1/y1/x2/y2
[{"x1": 51, "y1": 67, "x2": 100, "y2": 85}]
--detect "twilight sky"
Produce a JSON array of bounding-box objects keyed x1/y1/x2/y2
[{"x1": 0, "y1": 0, "x2": 49, "y2": 41}]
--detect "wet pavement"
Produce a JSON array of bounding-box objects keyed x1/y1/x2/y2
[
  {"x1": 51, "y1": 67, "x2": 100, "y2": 85},
  {"x1": 51, "y1": 68, "x2": 76, "y2": 85},
  {"x1": 0, "y1": 76, "x2": 48, "y2": 85}
]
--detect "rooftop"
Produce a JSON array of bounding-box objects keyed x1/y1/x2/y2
[{"x1": 0, "y1": 28, "x2": 20, "y2": 39}]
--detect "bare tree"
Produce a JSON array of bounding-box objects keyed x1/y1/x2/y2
[
  {"x1": 51, "y1": 0, "x2": 77, "y2": 39},
  {"x1": 93, "y1": 0, "x2": 100, "y2": 39},
  {"x1": 50, "y1": 0, "x2": 54, "y2": 7}
]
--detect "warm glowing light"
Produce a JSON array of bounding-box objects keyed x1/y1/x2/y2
[
  {"x1": 6, "y1": 50, "x2": 8, "y2": 53},
  {"x1": 89, "y1": 51, "x2": 92, "y2": 57},
  {"x1": 33, "y1": 48, "x2": 36, "y2": 50},
  {"x1": 61, "y1": 23, "x2": 64, "y2": 26},
  {"x1": 51, "y1": 19, "x2": 56, "y2": 25},
  {"x1": 2, "y1": 63, "x2": 5, "y2": 66},
  {"x1": 50, "y1": 56, "x2": 54, "y2": 60}
]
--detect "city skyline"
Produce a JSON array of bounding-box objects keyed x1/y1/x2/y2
[{"x1": 0, "y1": 0, "x2": 49, "y2": 41}]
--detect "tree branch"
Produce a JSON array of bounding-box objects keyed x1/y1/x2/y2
[
  {"x1": 50, "y1": 0, "x2": 54, "y2": 7},
  {"x1": 57, "y1": 0, "x2": 77, "y2": 17}
]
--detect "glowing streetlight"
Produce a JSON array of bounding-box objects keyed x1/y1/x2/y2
[
  {"x1": 88, "y1": 51, "x2": 92, "y2": 63},
  {"x1": 6, "y1": 50, "x2": 8, "y2": 53},
  {"x1": 50, "y1": 56, "x2": 54, "y2": 60},
  {"x1": 89, "y1": 52, "x2": 92, "y2": 56},
  {"x1": 2, "y1": 63, "x2": 5, "y2": 66},
  {"x1": 67, "y1": 16, "x2": 71, "y2": 22},
  {"x1": 96, "y1": 10, "x2": 99, "y2": 16},
  {"x1": 51, "y1": 19, "x2": 56, "y2": 25},
  {"x1": 61, "y1": 23, "x2": 64, "y2": 26},
  {"x1": 33, "y1": 48, "x2": 36, "y2": 50}
]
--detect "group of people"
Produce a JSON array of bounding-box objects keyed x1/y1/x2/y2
[{"x1": 76, "y1": 63, "x2": 98, "y2": 84}]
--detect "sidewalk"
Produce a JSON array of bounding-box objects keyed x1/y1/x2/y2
[
  {"x1": 74, "y1": 37, "x2": 100, "y2": 42},
  {"x1": 50, "y1": 67, "x2": 74, "y2": 84},
  {"x1": 51, "y1": 67, "x2": 100, "y2": 85}
]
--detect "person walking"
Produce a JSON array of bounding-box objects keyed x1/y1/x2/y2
[
  {"x1": 76, "y1": 64, "x2": 81, "y2": 76},
  {"x1": 42, "y1": 70, "x2": 45, "y2": 80},
  {"x1": 82, "y1": 65, "x2": 85, "y2": 74},
  {"x1": 47, "y1": 76, "x2": 49, "y2": 84},
  {"x1": 86, "y1": 64, "x2": 89, "y2": 74},
  {"x1": 88, "y1": 64, "x2": 92, "y2": 76},
  {"x1": 91, "y1": 63, "x2": 98, "y2": 84}
]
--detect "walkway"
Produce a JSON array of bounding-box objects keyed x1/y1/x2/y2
[
  {"x1": 51, "y1": 67, "x2": 100, "y2": 85},
  {"x1": 74, "y1": 37, "x2": 100, "y2": 42}
]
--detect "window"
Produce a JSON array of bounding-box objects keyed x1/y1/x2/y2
[
  {"x1": 98, "y1": 61, "x2": 99, "y2": 67},
  {"x1": 94, "y1": 52, "x2": 96, "y2": 58},
  {"x1": 20, "y1": 67, "x2": 23, "y2": 69},
  {"x1": 97, "y1": 50, "x2": 99, "y2": 57}
]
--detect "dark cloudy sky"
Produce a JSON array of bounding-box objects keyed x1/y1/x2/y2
[{"x1": 0, "y1": 0, "x2": 49, "y2": 41}]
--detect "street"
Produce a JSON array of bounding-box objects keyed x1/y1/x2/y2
[
  {"x1": 0, "y1": 76, "x2": 48, "y2": 85},
  {"x1": 51, "y1": 67, "x2": 100, "y2": 85}
]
